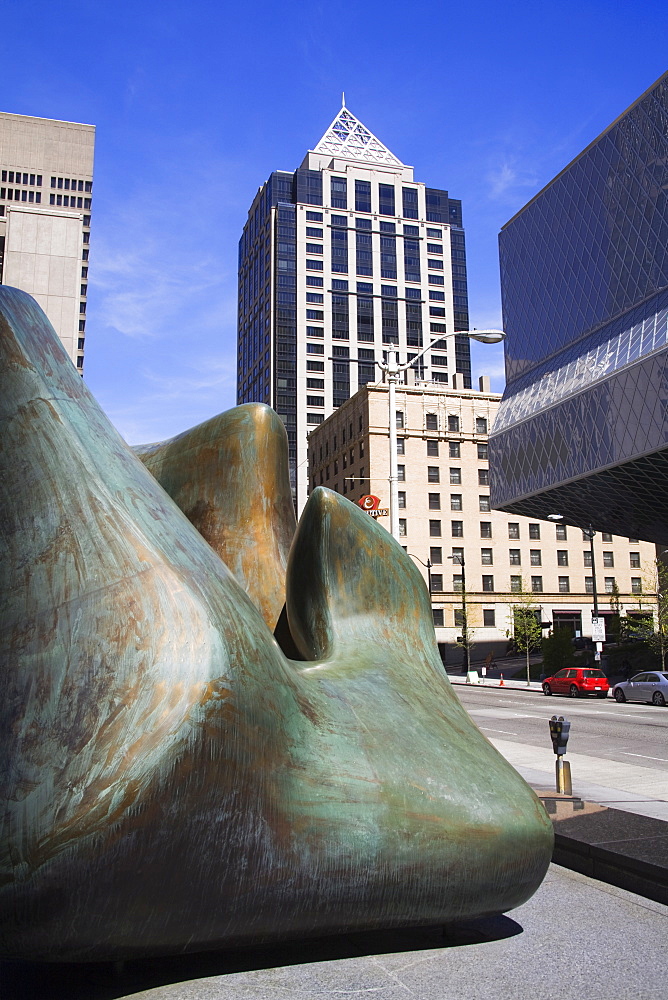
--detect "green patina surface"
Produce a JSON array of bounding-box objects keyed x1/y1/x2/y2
[{"x1": 0, "y1": 286, "x2": 553, "y2": 962}]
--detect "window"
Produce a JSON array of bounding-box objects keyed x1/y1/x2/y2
[
  {"x1": 529, "y1": 524, "x2": 541, "y2": 540},
  {"x1": 429, "y1": 493, "x2": 441, "y2": 510},
  {"x1": 482, "y1": 576, "x2": 494, "y2": 593},
  {"x1": 556, "y1": 525, "x2": 567, "y2": 541},
  {"x1": 306, "y1": 227, "x2": 323, "y2": 238},
  {"x1": 583, "y1": 550, "x2": 593, "y2": 567},
  {"x1": 478, "y1": 469, "x2": 489, "y2": 485},
  {"x1": 398, "y1": 491, "x2": 406, "y2": 509},
  {"x1": 307, "y1": 378, "x2": 324, "y2": 389},
  {"x1": 483, "y1": 609, "x2": 496, "y2": 627},
  {"x1": 479, "y1": 497, "x2": 490, "y2": 512},
  {"x1": 508, "y1": 523, "x2": 520, "y2": 539},
  {"x1": 402, "y1": 187, "x2": 418, "y2": 219},
  {"x1": 432, "y1": 608, "x2": 444, "y2": 627},
  {"x1": 530, "y1": 550, "x2": 542, "y2": 566},
  {"x1": 631, "y1": 578, "x2": 642, "y2": 594},
  {"x1": 355, "y1": 179, "x2": 371, "y2": 213},
  {"x1": 448, "y1": 415, "x2": 460, "y2": 432},
  {"x1": 480, "y1": 522, "x2": 492, "y2": 538},
  {"x1": 449, "y1": 441, "x2": 460, "y2": 458},
  {"x1": 392, "y1": 464, "x2": 403, "y2": 482},
  {"x1": 475, "y1": 417, "x2": 488, "y2": 434},
  {"x1": 449, "y1": 468, "x2": 461, "y2": 484},
  {"x1": 585, "y1": 577, "x2": 594, "y2": 594},
  {"x1": 557, "y1": 551, "x2": 569, "y2": 566},
  {"x1": 331, "y1": 176, "x2": 347, "y2": 209},
  {"x1": 451, "y1": 547, "x2": 464, "y2": 563},
  {"x1": 379, "y1": 183, "x2": 395, "y2": 216},
  {"x1": 425, "y1": 413, "x2": 438, "y2": 430},
  {"x1": 603, "y1": 552, "x2": 614, "y2": 567},
  {"x1": 427, "y1": 440, "x2": 439, "y2": 457},
  {"x1": 430, "y1": 520, "x2": 443, "y2": 537},
  {"x1": 430, "y1": 574, "x2": 443, "y2": 592},
  {"x1": 531, "y1": 576, "x2": 543, "y2": 593},
  {"x1": 450, "y1": 521, "x2": 462, "y2": 537},
  {"x1": 630, "y1": 552, "x2": 641, "y2": 568},
  {"x1": 629, "y1": 537, "x2": 639, "y2": 543},
  {"x1": 306, "y1": 211, "x2": 323, "y2": 221},
  {"x1": 430, "y1": 547, "x2": 442, "y2": 564},
  {"x1": 306, "y1": 309, "x2": 323, "y2": 320},
  {"x1": 307, "y1": 360, "x2": 325, "y2": 372},
  {"x1": 306, "y1": 292, "x2": 323, "y2": 303},
  {"x1": 558, "y1": 577, "x2": 570, "y2": 593},
  {"x1": 396, "y1": 438, "x2": 405, "y2": 455},
  {"x1": 306, "y1": 396, "x2": 324, "y2": 407},
  {"x1": 398, "y1": 519, "x2": 407, "y2": 537},
  {"x1": 602, "y1": 532, "x2": 613, "y2": 542},
  {"x1": 453, "y1": 576, "x2": 464, "y2": 594},
  {"x1": 510, "y1": 576, "x2": 522, "y2": 593},
  {"x1": 509, "y1": 549, "x2": 521, "y2": 565},
  {"x1": 604, "y1": 577, "x2": 616, "y2": 593},
  {"x1": 306, "y1": 343, "x2": 324, "y2": 354},
  {"x1": 481, "y1": 548, "x2": 493, "y2": 565},
  {"x1": 450, "y1": 494, "x2": 462, "y2": 511}
]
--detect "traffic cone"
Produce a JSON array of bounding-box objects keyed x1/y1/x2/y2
[{"x1": 499, "y1": 673, "x2": 504, "y2": 686}]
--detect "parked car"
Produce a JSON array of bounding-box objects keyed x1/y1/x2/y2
[
  {"x1": 612, "y1": 671, "x2": 668, "y2": 706},
  {"x1": 542, "y1": 667, "x2": 609, "y2": 698}
]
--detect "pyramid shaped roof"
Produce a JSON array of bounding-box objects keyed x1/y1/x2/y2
[{"x1": 312, "y1": 104, "x2": 403, "y2": 167}]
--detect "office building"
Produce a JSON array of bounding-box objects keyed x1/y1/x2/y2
[
  {"x1": 0, "y1": 112, "x2": 95, "y2": 371},
  {"x1": 490, "y1": 72, "x2": 668, "y2": 543},
  {"x1": 308, "y1": 382, "x2": 656, "y2": 663},
  {"x1": 237, "y1": 102, "x2": 471, "y2": 510}
]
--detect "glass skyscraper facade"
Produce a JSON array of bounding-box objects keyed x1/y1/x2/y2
[
  {"x1": 237, "y1": 105, "x2": 471, "y2": 510},
  {"x1": 490, "y1": 71, "x2": 668, "y2": 544}
]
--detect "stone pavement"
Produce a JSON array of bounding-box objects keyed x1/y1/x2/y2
[{"x1": 114, "y1": 865, "x2": 667, "y2": 999}]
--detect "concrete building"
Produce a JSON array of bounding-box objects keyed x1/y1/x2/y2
[
  {"x1": 237, "y1": 101, "x2": 471, "y2": 511},
  {"x1": 0, "y1": 112, "x2": 95, "y2": 371},
  {"x1": 490, "y1": 71, "x2": 668, "y2": 544},
  {"x1": 308, "y1": 381, "x2": 657, "y2": 665}
]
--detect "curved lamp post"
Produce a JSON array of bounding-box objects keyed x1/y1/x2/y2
[
  {"x1": 378, "y1": 330, "x2": 506, "y2": 540},
  {"x1": 448, "y1": 551, "x2": 470, "y2": 674},
  {"x1": 548, "y1": 514, "x2": 601, "y2": 661}
]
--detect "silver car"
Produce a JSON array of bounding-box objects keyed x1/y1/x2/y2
[{"x1": 612, "y1": 671, "x2": 668, "y2": 706}]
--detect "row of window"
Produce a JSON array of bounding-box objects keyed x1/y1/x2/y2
[
  {"x1": 50, "y1": 177, "x2": 92, "y2": 192},
  {"x1": 0, "y1": 189, "x2": 42, "y2": 204},
  {"x1": 433, "y1": 608, "x2": 497, "y2": 627},
  {"x1": 49, "y1": 194, "x2": 91, "y2": 209},
  {"x1": 305, "y1": 218, "x2": 444, "y2": 243},
  {"x1": 397, "y1": 412, "x2": 487, "y2": 434},
  {"x1": 1, "y1": 170, "x2": 42, "y2": 185}
]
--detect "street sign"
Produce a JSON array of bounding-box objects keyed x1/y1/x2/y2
[{"x1": 591, "y1": 616, "x2": 606, "y2": 642}]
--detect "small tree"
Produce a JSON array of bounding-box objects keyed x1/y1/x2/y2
[
  {"x1": 607, "y1": 580, "x2": 622, "y2": 644},
  {"x1": 642, "y1": 559, "x2": 668, "y2": 670},
  {"x1": 541, "y1": 627, "x2": 574, "y2": 674},
  {"x1": 507, "y1": 584, "x2": 543, "y2": 685}
]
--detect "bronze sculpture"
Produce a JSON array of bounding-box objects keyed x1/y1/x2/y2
[{"x1": 0, "y1": 286, "x2": 553, "y2": 961}]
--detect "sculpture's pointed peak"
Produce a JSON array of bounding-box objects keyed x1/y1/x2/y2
[{"x1": 313, "y1": 105, "x2": 403, "y2": 167}]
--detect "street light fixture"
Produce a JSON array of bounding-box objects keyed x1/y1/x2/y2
[
  {"x1": 548, "y1": 514, "x2": 602, "y2": 660},
  {"x1": 378, "y1": 330, "x2": 505, "y2": 539},
  {"x1": 448, "y1": 551, "x2": 470, "y2": 675},
  {"x1": 408, "y1": 552, "x2": 433, "y2": 595}
]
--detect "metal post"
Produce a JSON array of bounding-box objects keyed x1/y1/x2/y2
[
  {"x1": 387, "y1": 349, "x2": 400, "y2": 539},
  {"x1": 584, "y1": 525, "x2": 602, "y2": 661}
]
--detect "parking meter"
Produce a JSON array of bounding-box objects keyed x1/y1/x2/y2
[
  {"x1": 549, "y1": 716, "x2": 571, "y2": 756},
  {"x1": 549, "y1": 716, "x2": 572, "y2": 795}
]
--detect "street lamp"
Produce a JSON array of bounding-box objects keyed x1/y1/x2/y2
[
  {"x1": 378, "y1": 329, "x2": 505, "y2": 539},
  {"x1": 548, "y1": 514, "x2": 602, "y2": 661},
  {"x1": 408, "y1": 552, "x2": 433, "y2": 595},
  {"x1": 448, "y1": 551, "x2": 470, "y2": 674}
]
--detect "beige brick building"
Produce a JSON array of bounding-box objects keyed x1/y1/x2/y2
[
  {"x1": 308, "y1": 380, "x2": 658, "y2": 666},
  {"x1": 0, "y1": 112, "x2": 95, "y2": 372}
]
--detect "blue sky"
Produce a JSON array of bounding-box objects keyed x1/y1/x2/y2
[{"x1": 3, "y1": 0, "x2": 666, "y2": 443}]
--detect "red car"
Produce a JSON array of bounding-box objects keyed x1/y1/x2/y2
[{"x1": 542, "y1": 667, "x2": 609, "y2": 698}]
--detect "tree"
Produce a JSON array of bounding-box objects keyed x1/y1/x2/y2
[
  {"x1": 507, "y1": 583, "x2": 543, "y2": 686},
  {"x1": 541, "y1": 627, "x2": 574, "y2": 674},
  {"x1": 638, "y1": 559, "x2": 668, "y2": 670},
  {"x1": 607, "y1": 580, "x2": 622, "y2": 644}
]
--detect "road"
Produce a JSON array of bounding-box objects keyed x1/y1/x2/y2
[{"x1": 451, "y1": 683, "x2": 668, "y2": 819}]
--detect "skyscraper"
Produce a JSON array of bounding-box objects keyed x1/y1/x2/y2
[
  {"x1": 237, "y1": 102, "x2": 471, "y2": 510},
  {"x1": 0, "y1": 112, "x2": 95, "y2": 372},
  {"x1": 490, "y1": 72, "x2": 668, "y2": 543}
]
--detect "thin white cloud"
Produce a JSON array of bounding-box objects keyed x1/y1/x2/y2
[{"x1": 486, "y1": 159, "x2": 539, "y2": 201}]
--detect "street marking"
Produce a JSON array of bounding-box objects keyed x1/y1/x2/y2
[
  {"x1": 479, "y1": 727, "x2": 519, "y2": 736},
  {"x1": 619, "y1": 752, "x2": 668, "y2": 763}
]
